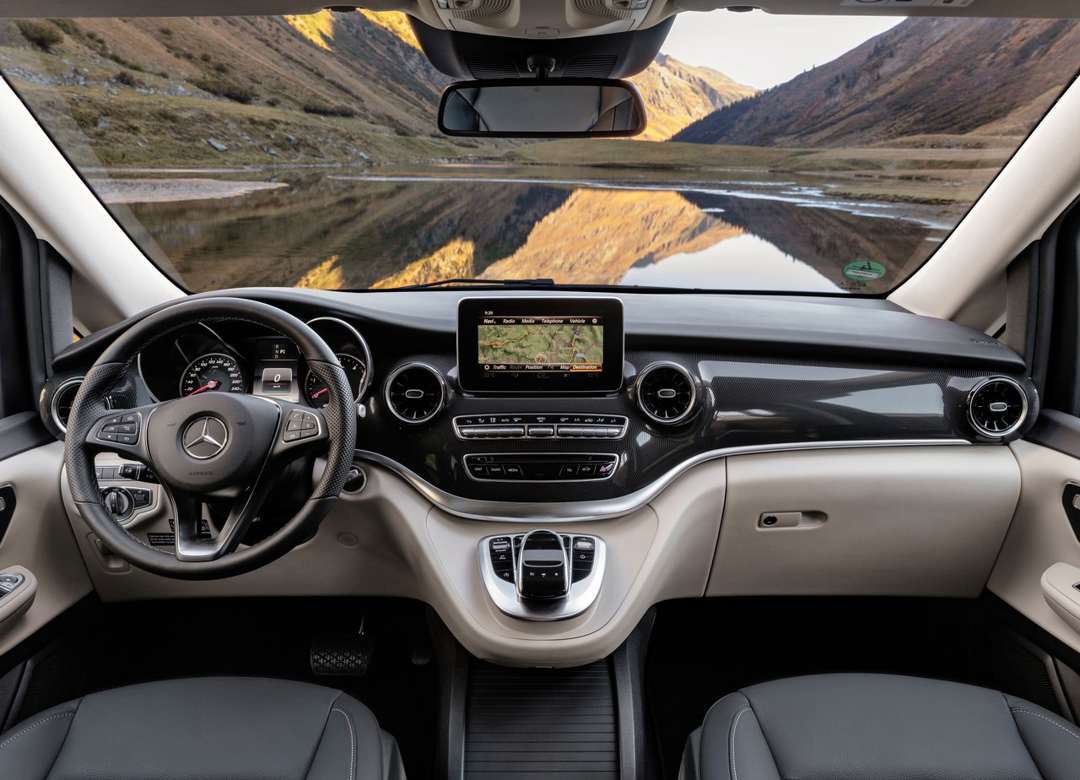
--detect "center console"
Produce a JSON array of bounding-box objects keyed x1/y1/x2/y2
[
  {"x1": 458, "y1": 297, "x2": 624, "y2": 619},
  {"x1": 479, "y1": 530, "x2": 606, "y2": 621}
]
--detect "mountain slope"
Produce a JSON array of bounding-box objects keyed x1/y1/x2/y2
[
  {"x1": 674, "y1": 17, "x2": 1080, "y2": 148},
  {"x1": 631, "y1": 53, "x2": 756, "y2": 141},
  {"x1": 0, "y1": 12, "x2": 466, "y2": 166},
  {"x1": 1, "y1": 11, "x2": 745, "y2": 165}
]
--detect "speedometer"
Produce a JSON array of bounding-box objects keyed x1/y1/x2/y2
[
  {"x1": 306, "y1": 354, "x2": 365, "y2": 408},
  {"x1": 179, "y1": 353, "x2": 246, "y2": 397}
]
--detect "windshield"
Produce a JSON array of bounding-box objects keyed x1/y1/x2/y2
[{"x1": 2, "y1": 12, "x2": 1078, "y2": 294}]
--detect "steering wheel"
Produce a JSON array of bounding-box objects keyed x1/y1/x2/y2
[{"x1": 63, "y1": 298, "x2": 356, "y2": 580}]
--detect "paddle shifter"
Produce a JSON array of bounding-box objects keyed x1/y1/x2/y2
[{"x1": 479, "y1": 529, "x2": 606, "y2": 621}]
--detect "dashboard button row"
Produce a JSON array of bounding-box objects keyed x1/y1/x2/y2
[
  {"x1": 454, "y1": 414, "x2": 626, "y2": 441},
  {"x1": 464, "y1": 453, "x2": 618, "y2": 482},
  {"x1": 485, "y1": 534, "x2": 598, "y2": 585}
]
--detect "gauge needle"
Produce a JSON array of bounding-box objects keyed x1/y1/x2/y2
[
  {"x1": 312, "y1": 388, "x2": 329, "y2": 398},
  {"x1": 189, "y1": 380, "x2": 221, "y2": 396}
]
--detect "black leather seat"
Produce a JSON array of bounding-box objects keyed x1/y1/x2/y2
[
  {"x1": 0, "y1": 677, "x2": 404, "y2": 780},
  {"x1": 681, "y1": 674, "x2": 1080, "y2": 780}
]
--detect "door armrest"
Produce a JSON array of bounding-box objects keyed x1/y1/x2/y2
[
  {"x1": 1042, "y1": 562, "x2": 1080, "y2": 636},
  {"x1": 0, "y1": 565, "x2": 37, "y2": 632}
]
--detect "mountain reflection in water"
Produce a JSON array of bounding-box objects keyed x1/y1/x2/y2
[{"x1": 115, "y1": 170, "x2": 943, "y2": 294}]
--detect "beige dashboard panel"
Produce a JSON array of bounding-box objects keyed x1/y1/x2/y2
[
  {"x1": 708, "y1": 446, "x2": 1020, "y2": 598},
  {"x1": 422, "y1": 457, "x2": 723, "y2": 665},
  {"x1": 0, "y1": 442, "x2": 92, "y2": 656},
  {"x1": 989, "y1": 440, "x2": 1080, "y2": 655},
  {"x1": 63, "y1": 458, "x2": 725, "y2": 666}
]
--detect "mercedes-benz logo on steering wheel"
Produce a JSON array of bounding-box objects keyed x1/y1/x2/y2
[{"x1": 182, "y1": 417, "x2": 229, "y2": 460}]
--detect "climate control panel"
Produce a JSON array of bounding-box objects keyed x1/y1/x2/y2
[{"x1": 454, "y1": 414, "x2": 627, "y2": 441}]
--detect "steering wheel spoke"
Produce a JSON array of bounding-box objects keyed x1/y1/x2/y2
[
  {"x1": 272, "y1": 402, "x2": 329, "y2": 456},
  {"x1": 83, "y1": 404, "x2": 161, "y2": 465},
  {"x1": 172, "y1": 476, "x2": 273, "y2": 562}
]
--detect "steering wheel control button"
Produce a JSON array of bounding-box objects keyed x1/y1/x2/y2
[
  {"x1": 283, "y1": 409, "x2": 321, "y2": 442},
  {"x1": 97, "y1": 412, "x2": 142, "y2": 446},
  {"x1": 182, "y1": 416, "x2": 228, "y2": 459},
  {"x1": 454, "y1": 414, "x2": 626, "y2": 440},
  {"x1": 464, "y1": 453, "x2": 617, "y2": 482}
]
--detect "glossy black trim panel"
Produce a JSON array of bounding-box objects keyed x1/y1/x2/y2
[{"x1": 363, "y1": 349, "x2": 1032, "y2": 505}]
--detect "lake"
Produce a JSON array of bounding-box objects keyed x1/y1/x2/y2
[{"x1": 91, "y1": 165, "x2": 953, "y2": 295}]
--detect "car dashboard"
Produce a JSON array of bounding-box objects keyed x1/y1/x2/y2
[{"x1": 38, "y1": 289, "x2": 1037, "y2": 664}]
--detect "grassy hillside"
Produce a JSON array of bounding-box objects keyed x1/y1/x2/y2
[
  {"x1": 0, "y1": 13, "x2": 488, "y2": 166},
  {"x1": 0, "y1": 11, "x2": 744, "y2": 166},
  {"x1": 674, "y1": 17, "x2": 1080, "y2": 149}
]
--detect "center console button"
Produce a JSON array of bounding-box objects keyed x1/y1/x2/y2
[{"x1": 528, "y1": 425, "x2": 554, "y2": 438}]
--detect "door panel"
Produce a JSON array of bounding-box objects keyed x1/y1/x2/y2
[
  {"x1": 0, "y1": 439, "x2": 91, "y2": 656},
  {"x1": 990, "y1": 438, "x2": 1080, "y2": 654}
]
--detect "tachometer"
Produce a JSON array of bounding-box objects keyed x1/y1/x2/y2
[
  {"x1": 179, "y1": 353, "x2": 246, "y2": 397},
  {"x1": 306, "y1": 354, "x2": 365, "y2": 408}
]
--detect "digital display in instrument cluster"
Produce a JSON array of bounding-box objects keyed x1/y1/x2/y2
[
  {"x1": 253, "y1": 338, "x2": 300, "y2": 402},
  {"x1": 458, "y1": 297, "x2": 623, "y2": 394}
]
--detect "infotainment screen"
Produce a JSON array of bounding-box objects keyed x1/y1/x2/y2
[{"x1": 457, "y1": 297, "x2": 624, "y2": 393}]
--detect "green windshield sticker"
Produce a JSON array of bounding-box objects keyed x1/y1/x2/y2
[{"x1": 843, "y1": 260, "x2": 886, "y2": 282}]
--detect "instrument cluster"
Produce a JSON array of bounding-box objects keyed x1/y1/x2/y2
[{"x1": 139, "y1": 317, "x2": 372, "y2": 409}]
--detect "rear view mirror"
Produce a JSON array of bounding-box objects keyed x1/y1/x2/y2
[{"x1": 438, "y1": 78, "x2": 647, "y2": 139}]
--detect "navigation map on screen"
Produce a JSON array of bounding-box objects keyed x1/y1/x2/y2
[{"x1": 477, "y1": 315, "x2": 603, "y2": 373}]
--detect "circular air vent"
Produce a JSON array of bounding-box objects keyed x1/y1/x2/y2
[
  {"x1": 385, "y1": 363, "x2": 446, "y2": 425},
  {"x1": 636, "y1": 362, "x2": 696, "y2": 425},
  {"x1": 968, "y1": 377, "x2": 1028, "y2": 439},
  {"x1": 51, "y1": 377, "x2": 84, "y2": 432}
]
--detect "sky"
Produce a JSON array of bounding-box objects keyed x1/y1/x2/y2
[{"x1": 662, "y1": 10, "x2": 903, "y2": 90}]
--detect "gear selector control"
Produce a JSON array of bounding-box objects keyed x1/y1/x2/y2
[{"x1": 479, "y1": 530, "x2": 605, "y2": 621}]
